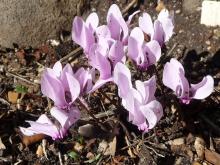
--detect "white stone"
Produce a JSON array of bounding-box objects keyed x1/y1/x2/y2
[{"x1": 201, "y1": 1, "x2": 220, "y2": 26}]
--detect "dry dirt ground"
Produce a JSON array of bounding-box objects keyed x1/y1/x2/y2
[{"x1": 0, "y1": 0, "x2": 220, "y2": 164}]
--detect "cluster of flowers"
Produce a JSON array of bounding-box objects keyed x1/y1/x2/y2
[{"x1": 20, "y1": 4, "x2": 214, "y2": 140}]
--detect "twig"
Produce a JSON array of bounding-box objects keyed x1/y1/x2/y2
[
  {"x1": 143, "y1": 144, "x2": 165, "y2": 158},
  {"x1": 209, "y1": 132, "x2": 215, "y2": 151},
  {"x1": 122, "y1": 0, "x2": 138, "y2": 16},
  {"x1": 0, "y1": 157, "x2": 11, "y2": 162},
  {"x1": 60, "y1": 47, "x2": 83, "y2": 62},
  {"x1": 42, "y1": 139, "x2": 48, "y2": 159},
  {"x1": 98, "y1": 90, "x2": 118, "y2": 107},
  {"x1": 77, "y1": 97, "x2": 109, "y2": 131},
  {"x1": 58, "y1": 151, "x2": 63, "y2": 165},
  {"x1": 0, "y1": 98, "x2": 10, "y2": 106},
  {"x1": 6, "y1": 71, "x2": 39, "y2": 85},
  {"x1": 167, "y1": 43, "x2": 178, "y2": 57},
  {"x1": 214, "y1": 88, "x2": 220, "y2": 93},
  {"x1": 81, "y1": 109, "x2": 115, "y2": 121},
  {"x1": 77, "y1": 97, "x2": 100, "y2": 123}
]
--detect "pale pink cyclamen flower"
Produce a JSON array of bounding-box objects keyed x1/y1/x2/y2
[
  {"x1": 20, "y1": 107, "x2": 80, "y2": 140},
  {"x1": 72, "y1": 4, "x2": 130, "y2": 55},
  {"x1": 41, "y1": 61, "x2": 94, "y2": 107},
  {"x1": 106, "y1": 4, "x2": 129, "y2": 44},
  {"x1": 128, "y1": 27, "x2": 161, "y2": 70},
  {"x1": 20, "y1": 62, "x2": 93, "y2": 139},
  {"x1": 114, "y1": 63, "x2": 163, "y2": 132},
  {"x1": 162, "y1": 58, "x2": 214, "y2": 104},
  {"x1": 88, "y1": 38, "x2": 125, "y2": 92},
  {"x1": 139, "y1": 9, "x2": 174, "y2": 46},
  {"x1": 72, "y1": 12, "x2": 99, "y2": 55}
]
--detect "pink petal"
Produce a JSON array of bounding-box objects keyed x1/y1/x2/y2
[
  {"x1": 89, "y1": 44, "x2": 112, "y2": 80},
  {"x1": 20, "y1": 114, "x2": 61, "y2": 139},
  {"x1": 107, "y1": 13, "x2": 121, "y2": 40},
  {"x1": 107, "y1": 4, "x2": 128, "y2": 42},
  {"x1": 152, "y1": 20, "x2": 164, "y2": 46},
  {"x1": 139, "y1": 12, "x2": 154, "y2": 36},
  {"x1": 135, "y1": 76, "x2": 156, "y2": 104},
  {"x1": 108, "y1": 41, "x2": 124, "y2": 65},
  {"x1": 178, "y1": 69, "x2": 190, "y2": 99},
  {"x1": 129, "y1": 27, "x2": 144, "y2": 44},
  {"x1": 126, "y1": 89, "x2": 145, "y2": 125},
  {"x1": 89, "y1": 77, "x2": 113, "y2": 93},
  {"x1": 127, "y1": 10, "x2": 140, "y2": 26},
  {"x1": 162, "y1": 58, "x2": 185, "y2": 92},
  {"x1": 61, "y1": 63, "x2": 74, "y2": 91},
  {"x1": 128, "y1": 27, "x2": 144, "y2": 60},
  {"x1": 140, "y1": 100, "x2": 163, "y2": 130},
  {"x1": 65, "y1": 72, "x2": 80, "y2": 103},
  {"x1": 191, "y1": 75, "x2": 214, "y2": 99},
  {"x1": 52, "y1": 61, "x2": 62, "y2": 77},
  {"x1": 95, "y1": 25, "x2": 111, "y2": 39},
  {"x1": 113, "y1": 63, "x2": 132, "y2": 98},
  {"x1": 50, "y1": 106, "x2": 80, "y2": 129},
  {"x1": 86, "y1": 12, "x2": 99, "y2": 31},
  {"x1": 41, "y1": 71, "x2": 67, "y2": 107},
  {"x1": 144, "y1": 40, "x2": 161, "y2": 65},
  {"x1": 75, "y1": 67, "x2": 94, "y2": 93},
  {"x1": 75, "y1": 67, "x2": 87, "y2": 92},
  {"x1": 157, "y1": 9, "x2": 174, "y2": 42},
  {"x1": 72, "y1": 16, "x2": 95, "y2": 54}
]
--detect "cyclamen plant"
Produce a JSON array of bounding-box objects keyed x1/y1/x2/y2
[{"x1": 20, "y1": 4, "x2": 214, "y2": 140}]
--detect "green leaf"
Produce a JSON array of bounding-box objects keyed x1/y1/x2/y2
[
  {"x1": 77, "y1": 135, "x2": 84, "y2": 144},
  {"x1": 84, "y1": 153, "x2": 101, "y2": 164},
  {"x1": 15, "y1": 85, "x2": 28, "y2": 93},
  {"x1": 68, "y1": 151, "x2": 79, "y2": 160}
]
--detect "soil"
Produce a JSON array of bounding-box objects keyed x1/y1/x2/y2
[{"x1": 0, "y1": 0, "x2": 220, "y2": 164}]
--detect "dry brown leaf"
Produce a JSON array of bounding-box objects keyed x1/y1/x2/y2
[
  {"x1": 104, "y1": 136, "x2": 117, "y2": 156},
  {"x1": 192, "y1": 162, "x2": 202, "y2": 165},
  {"x1": 8, "y1": 91, "x2": 19, "y2": 104},
  {"x1": 36, "y1": 145, "x2": 43, "y2": 157},
  {"x1": 125, "y1": 136, "x2": 136, "y2": 158},
  {"x1": 74, "y1": 142, "x2": 84, "y2": 153},
  {"x1": 0, "y1": 137, "x2": 6, "y2": 150},
  {"x1": 194, "y1": 137, "x2": 205, "y2": 160},
  {"x1": 205, "y1": 149, "x2": 220, "y2": 165},
  {"x1": 22, "y1": 134, "x2": 46, "y2": 146},
  {"x1": 16, "y1": 49, "x2": 26, "y2": 65},
  {"x1": 156, "y1": 0, "x2": 166, "y2": 12},
  {"x1": 98, "y1": 140, "x2": 108, "y2": 153}
]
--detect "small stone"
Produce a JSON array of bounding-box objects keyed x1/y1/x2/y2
[
  {"x1": 168, "y1": 138, "x2": 185, "y2": 146},
  {"x1": 207, "y1": 46, "x2": 212, "y2": 51},
  {"x1": 179, "y1": 29, "x2": 184, "y2": 34},
  {"x1": 86, "y1": 152, "x2": 95, "y2": 159},
  {"x1": 213, "y1": 29, "x2": 220, "y2": 38},
  {"x1": 205, "y1": 40, "x2": 211, "y2": 45},
  {"x1": 91, "y1": 8, "x2": 96, "y2": 12},
  {"x1": 175, "y1": 9, "x2": 181, "y2": 14},
  {"x1": 171, "y1": 104, "x2": 177, "y2": 114},
  {"x1": 0, "y1": 65, "x2": 4, "y2": 72}
]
